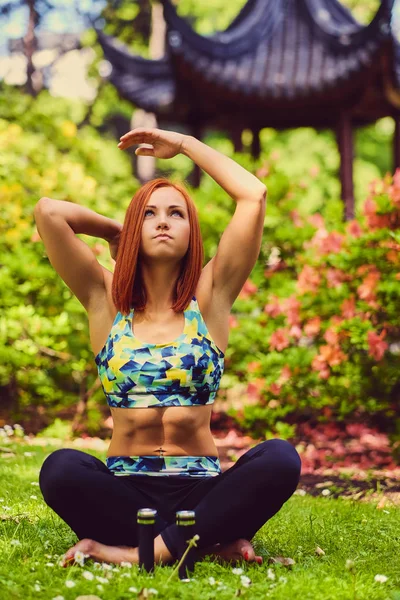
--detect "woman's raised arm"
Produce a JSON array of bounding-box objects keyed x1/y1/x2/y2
[
  {"x1": 35, "y1": 197, "x2": 122, "y2": 242},
  {"x1": 118, "y1": 128, "x2": 267, "y2": 204},
  {"x1": 181, "y1": 135, "x2": 266, "y2": 204}
]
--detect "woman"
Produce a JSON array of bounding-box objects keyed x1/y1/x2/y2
[{"x1": 36, "y1": 128, "x2": 301, "y2": 568}]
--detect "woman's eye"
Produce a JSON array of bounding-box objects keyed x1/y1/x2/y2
[{"x1": 145, "y1": 209, "x2": 182, "y2": 217}]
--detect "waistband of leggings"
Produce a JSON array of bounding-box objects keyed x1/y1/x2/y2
[{"x1": 106, "y1": 455, "x2": 221, "y2": 477}]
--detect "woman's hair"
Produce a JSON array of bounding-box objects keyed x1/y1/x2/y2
[{"x1": 111, "y1": 177, "x2": 204, "y2": 315}]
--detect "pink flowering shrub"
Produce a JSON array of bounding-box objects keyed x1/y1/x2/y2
[{"x1": 229, "y1": 171, "x2": 400, "y2": 447}]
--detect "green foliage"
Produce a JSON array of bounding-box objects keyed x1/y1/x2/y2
[
  {"x1": 98, "y1": 0, "x2": 152, "y2": 58},
  {"x1": 231, "y1": 171, "x2": 400, "y2": 447},
  {"x1": 36, "y1": 418, "x2": 72, "y2": 440},
  {"x1": 0, "y1": 84, "x2": 137, "y2": 420}
]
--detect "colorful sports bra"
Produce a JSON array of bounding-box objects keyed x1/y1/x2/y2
[{"x1": 94, "y1": 296, "x2": 225, "y2": 408}]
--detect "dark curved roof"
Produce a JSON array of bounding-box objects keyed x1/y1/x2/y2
[
  {"x1": 162, "y1": 0, "x2": 285, "y2": 60},
  {"x1": 97, "y1": 0, "x2": 400, "y2": 129},
  {"x1": 163, "y1": 0, "x2": 395, "y2": 97},
  {"x1": 96, "y1": 30, "x2": 175, "y2": 114}
]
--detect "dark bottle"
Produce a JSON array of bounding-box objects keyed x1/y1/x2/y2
[
  {"x1": 176, "y1": 510, "x2": 197, "y2": 580},
  {"x1": 137, "y1": 508, "x2": 157, "y2": 573}
]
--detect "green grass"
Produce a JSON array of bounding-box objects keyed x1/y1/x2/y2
[{"x1": 1, "y1": 440, "x2": 399, "y2": 600}]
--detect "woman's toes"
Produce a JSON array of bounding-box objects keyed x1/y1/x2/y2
[{"x1": 241, "y1": 545, "x2": 255, "y2": 562}]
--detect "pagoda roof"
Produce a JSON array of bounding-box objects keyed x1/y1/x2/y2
[
  {"x1": 97, "y1": 0, "x2": 400, "y2": 129},
  {"x1": 96, "y1": 31, "x2": 175, "y2": 114}
]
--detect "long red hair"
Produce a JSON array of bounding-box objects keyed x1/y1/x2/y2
[{"x1": 112, "y1": 177, "x2": 204, "y2": 315}]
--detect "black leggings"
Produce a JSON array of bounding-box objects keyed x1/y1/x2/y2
[{"x1": 39, "y1": 438, "x2": 301, "y2": 559}]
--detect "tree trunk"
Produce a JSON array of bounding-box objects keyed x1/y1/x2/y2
[
  {"x1": 23, "y1": 0, "x2": 39, "y2": 96},
  {"x1": 71, "y1": 370, "x2": 102, "y2": 435}
]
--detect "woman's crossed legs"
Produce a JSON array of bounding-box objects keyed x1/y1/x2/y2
[{"x1": 39, "y1": 438, "x2": 301, "y2": 565}]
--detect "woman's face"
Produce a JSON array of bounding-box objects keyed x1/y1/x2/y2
[{"x1": 139, "y1": 187, "x2": 191, "y2": 263}]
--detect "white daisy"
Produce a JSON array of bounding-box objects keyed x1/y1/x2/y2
[
  {"x1": 267, "y1": 568, "x2": 275, "y2": 580},
  {"x1": 82, "y1": 570, "x2": 94, "y2": 580},
  {"x1": 73, "y1": 550, "x2": 89, "y2": 567}
]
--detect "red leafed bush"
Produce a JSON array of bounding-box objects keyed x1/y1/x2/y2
[{"x1": 230, "y1": 171, "x2": 400, "y2": 458}]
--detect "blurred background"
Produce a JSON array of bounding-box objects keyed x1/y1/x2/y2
[{"x1": 1, "y1": 0, "x2": 400, "y2": 478}]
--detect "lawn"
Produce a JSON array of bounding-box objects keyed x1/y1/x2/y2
[{"x1": 0, "y1": 438, "x2": 399, "y2": 600}]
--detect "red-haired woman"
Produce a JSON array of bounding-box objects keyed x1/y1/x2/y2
[{"x1": 35, "y1": 128, "x2": 301, "y2": 568}]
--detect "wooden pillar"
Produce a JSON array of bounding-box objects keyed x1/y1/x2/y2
[
  {"x1": 131, "y1": 1, "x2": 167, "y2": 184},
  {"x1": 131, "y1": 110, "x2": 157, "y2": 183},
  {"x1": 187, "y1": 123, "x2": 202, "y2": 188},
  {"x1": 336, "y1": 112, "x2": 355, "y2": 221},
  {"x1": 251, "y1": 128, "x2": 261, "y2": 159},
  {"x1": 393, "y1": 116, "x2": 400, "y2": 172},
  {"x1": 232, "y1": 128, "x2": 243, "y2": 153}
]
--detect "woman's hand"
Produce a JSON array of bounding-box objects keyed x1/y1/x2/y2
[{"x1": 117, "y1": 127, "x2": 186, "y2": 159}]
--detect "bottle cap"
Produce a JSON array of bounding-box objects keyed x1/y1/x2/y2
[
  {"x1": 176, "y1": 510, "x2": 196, "y2": 526},
  {"x1": 137, "y1": 508, "x2": 157, "y2": 524}
]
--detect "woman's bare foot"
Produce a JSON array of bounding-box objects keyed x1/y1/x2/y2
[
  {"x1": 61, "y1": 538, "x2": 138, "y2": 567},
  {"x1": 201, "y1": 538, "x2": 263, "y2": 565},
  {"x1": 61, "y1": 537, "x2": 262, "y2": 568}
]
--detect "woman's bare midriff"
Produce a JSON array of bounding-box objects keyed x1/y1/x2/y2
[
  {"x1": 89, "y1": 266, "x2": 231, "y2": 459},
  {"x1": 107, "y1": 404, "x2": 218, "y2": 458}
]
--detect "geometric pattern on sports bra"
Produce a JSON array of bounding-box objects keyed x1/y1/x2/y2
[{"x1": 95, "y1": 296, "x2": 225, "y2": 408}]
